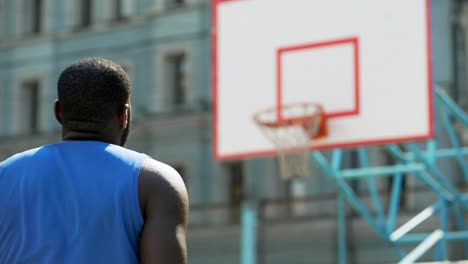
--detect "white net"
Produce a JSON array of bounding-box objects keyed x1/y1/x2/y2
[{"x1": 254, "y1": 103, "x2": 323, "y2": 180}]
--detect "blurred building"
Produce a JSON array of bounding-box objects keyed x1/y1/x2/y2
[{"x1": 0, "y1": 0, "x2": 467, "y2": 263}]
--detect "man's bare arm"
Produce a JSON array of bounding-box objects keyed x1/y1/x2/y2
[{"x1": 139, "y1": 159, "x2": 189, "y2": 264}]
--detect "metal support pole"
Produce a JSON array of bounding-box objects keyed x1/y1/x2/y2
[
  {"x1": 387, "y1": 173, "x2": 403, "y2": 233},
  {"x1": 390, "y1": 203, "x2": 440, "y2": 242},
  {"x1": 358, "y1": 148, "x2": 385, "y2": 227},
  {"x1": 426, "y1": 140, "x2": 437, "y2": 164},
  {"x1": 406, "y1": 143, "x2": 465, "y2": 208},
  {"x1": 331, "y1": 149, "x2": 347, "y2": 264},
  {"x1": 241, "y1": 201, "x2": 257, "y2": 264},
  {"x1": 397, "y1": 231, "x2": 468, "y2": 243},
  {"x1": 435, "y1": 199, "x2": 449, "y2": 261},
  {"x1": 337, "y1": 193, "x2": 347, "y2": 264},
  {"x1": 386, "y1": 147, "x2": 468, "y2": 161},
  {"x1": 436, "y1": 88, "x2": 468, "y2": 125},
  {"x1": 386, "y1": 171, "x2": 407, "y2": 258},
  {"x1": 441, "y1": 107, "x2": 468, "y2": 181},
  {"x1": 398, "y1": 230, "x2": 444, "y2": 264},
  {"x1": 452, "y1": 204, "x2": 468, "y2": 258},
  {"x1": 312, "y1": 151, "x2": 386, "y2": 239},
  {"x1": 414, "y1": 171, "x2": 455, "y2": 202}
]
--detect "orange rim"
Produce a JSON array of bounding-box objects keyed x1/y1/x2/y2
[{"x1": 253, "y1": 103, "x2": 328, "y2": 139}]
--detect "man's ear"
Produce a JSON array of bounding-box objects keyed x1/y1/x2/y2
[
  {"x1": 54, "y1": 100, "x2": 63, "y2": 124},
  {"x1": 120, "y1": 104, "x2": 130, "y2": 128}
]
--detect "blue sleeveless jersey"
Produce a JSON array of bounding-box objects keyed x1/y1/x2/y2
[{"x1": 0, "y1": 141, "x2": 148, "y2": 264}]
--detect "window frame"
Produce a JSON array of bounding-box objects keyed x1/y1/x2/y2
[
  {"x1": 0, "y1": 0, "x2": 5, "y2": 41},
  {"x1": 14, "y1": 74, "x2": 47, "y2": 135},
  {"x1": 154, "y1": 42, "x2": 195, "y2": 114},
  {"x1": 20, "y1": 0, "x2": 44, "y2": 36},
  {"x1": 165, "y1": 0, "x2": 185, "y2": 9},
  {"x1": 163, "y1": 52, "x2": 190, "y2": 110},
  {"x1": 21, "y1": 79, "x2": 41, "y2": 134},
  {"x1": 78, "y1": 0, "x2": 93, "y2": 29}
]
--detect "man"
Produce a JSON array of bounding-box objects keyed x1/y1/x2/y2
[{"x1": 0, "y1": 58, "x2": 189, "y2": 264}]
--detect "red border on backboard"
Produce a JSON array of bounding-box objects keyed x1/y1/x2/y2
[
  {"x1": 213, "y1": 0, "x2": 434, "y2": 160},
  {"x1": 277, "y1": 37, "x2": 360, "y2": 120}
]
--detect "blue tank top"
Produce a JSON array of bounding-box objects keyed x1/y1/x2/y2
[{"x1": 0, "y1": 141, "x2": 148, "y2": 264}]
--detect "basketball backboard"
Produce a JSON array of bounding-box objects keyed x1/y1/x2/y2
[{"x1": 213, "y1": 0, "x2": 434, "y2": 160}]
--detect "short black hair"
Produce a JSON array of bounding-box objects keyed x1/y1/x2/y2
[{"x1": 57, "y1": 58, "x2": 130, "y2": 127}]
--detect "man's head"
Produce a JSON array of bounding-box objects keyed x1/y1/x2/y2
[{"x1": 55, "y1": 58, "x2": 131, "y2": 146}]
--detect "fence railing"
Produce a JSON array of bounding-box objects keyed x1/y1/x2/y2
[{"x1": 188, "y1": 185, "x2": 466, "y2": 228}]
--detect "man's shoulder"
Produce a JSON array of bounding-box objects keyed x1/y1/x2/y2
[
  {"x1": 0, "y1": 147, "x2": 44, "y2": 168},
  {"x1": 138, "y1": 158, "x2": 189, "y2": 263},
  {"x1": 138, "y1": 158, "x2": 188, "y2": 214},
  {"x1": 103, "y1": 143, "x2": 148, "y2": 161},
  {"x1": 139, "y1": 159, "x2": 185, "y2": 190}
]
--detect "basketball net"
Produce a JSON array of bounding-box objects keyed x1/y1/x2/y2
[{"x1": 253, "y1": 103, "x2": 327, "y2": 180}]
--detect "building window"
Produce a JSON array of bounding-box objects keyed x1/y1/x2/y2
[
  {"x1": 24, "y1": 0, "x2": 42, "y2": 35},
  {"x1": 22, "y1": 80, "x2": 40, "y2": 134},
  {"x1": 32, "y1": 0, "x2": 42, "y2": 34},
  {"x1": 112, "y1": 0, "x2": 133, "y2": 22},
  {"x1": 78, "y1": 0, "x2": 92, "y2": 28},
  {"x1": 166, "y1": 0, "x2": 185, "y2": 8},
  {"x1": 226, "y1": 161, "x2": 244, "y2": 224},
  {"x1": 0, "y1": 0, "x2": 4, "y2": 41},
  {"x1": 113, "y1": 0, "x2": 123, "y2": 21},
  {"x1": 165, "y1": 53, "x2": 188, "y2": 108}
]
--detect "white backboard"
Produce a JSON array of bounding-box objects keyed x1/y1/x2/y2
[{"x1": 213, "y1": 0, "x2": 434, "y2": 160}]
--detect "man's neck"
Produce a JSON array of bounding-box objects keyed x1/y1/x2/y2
[{"x1": 62, "y1": 130, "x2": 120, "y2": 145}]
